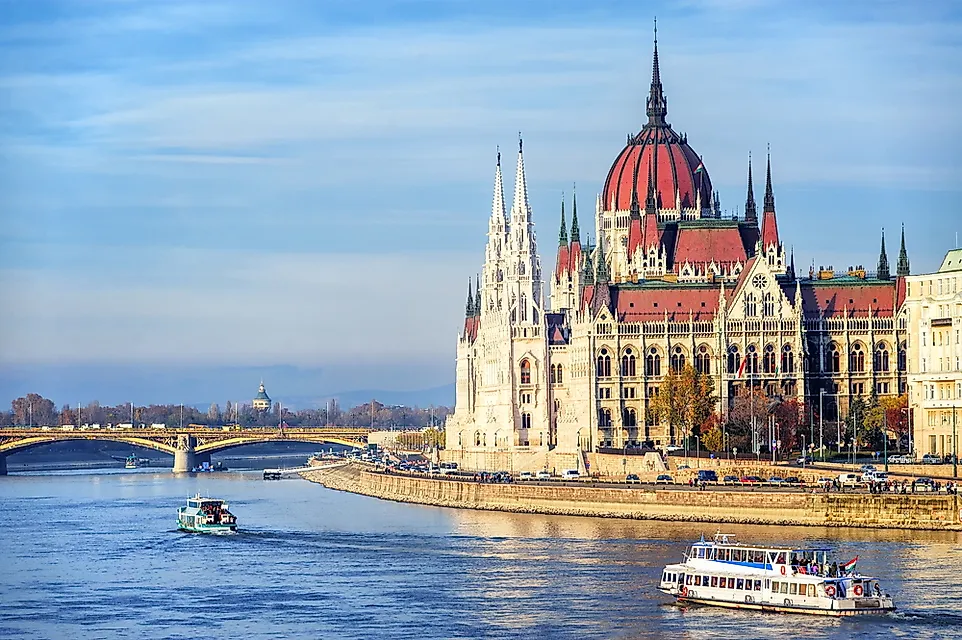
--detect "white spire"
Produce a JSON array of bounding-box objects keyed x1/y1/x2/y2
[
  {"x1": 510, "y1": 134, "x2": 531, "y2": 223},
  {"x1": 491, "y1": 147, "x2": 507, "y2": 226}
]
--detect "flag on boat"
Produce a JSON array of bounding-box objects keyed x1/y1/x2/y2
[{"x1": 840, "y1": 556, "x2": 858, "y2": 571}]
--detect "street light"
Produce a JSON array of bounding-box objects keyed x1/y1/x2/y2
[
  {"x1": 901, "y1": 407, "x2": 912, "y2": 458},
  {"x1": 695, "y1": 436, "x2": 700, "y2": 468},
  {"x1": 819, "y1": 389, "x2": 826, "y2": 461},
  {"x1": 801, "y1": 434, "x2": 806, "y2": 470}
]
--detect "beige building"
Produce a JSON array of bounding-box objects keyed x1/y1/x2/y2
[
  {"x1": 906, "y1": 249, "x2": 962, "y2": 459},
  {"x1": 252, "y1": 381, "x2": 272, "y2": 412},
  {"x1": 445, "y1": 39, "x2": 909, "y2": 465}
]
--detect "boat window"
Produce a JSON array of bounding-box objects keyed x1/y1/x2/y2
[
  {"x1": 808, "y1": 584, "x2": 816, "y2": 597},
  {"x1": 772, "y1": 581, "x2": 779, "y2": 592},
  {"x1": 686, "y1": 574, "x2": 692, "y2": 585},
  {"x1": 694, "y1": 575, "x2": 701, "y2": 586},
  {"x1": 775, "y1": 552, "x2": 786, "y2": 564},
  {"x1": 728, "y1": 578, "x2": 736, "y2": 589},
  {"x1": 710, "y1": 576, "x2": 718, "y2": 587},
  {"x1": 780, "y1": 582, "x2": 789, "y2": 594},
  {"x1": 697, "y1": 548, "x2": 706, "y2": 559},
  {"x1": 745, "y1": 580, "x2": 753, "y2": 591},
  {"x1": 736, "y1": 578, "x2": 744, "y2": 590},
  {"x1": 755, "y1": 580, "x2": 762, "y2": 591},
  {"x1": 790, "y1": 583, "x2": 798, "y2": 595}
]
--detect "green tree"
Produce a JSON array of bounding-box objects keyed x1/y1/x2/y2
[{"x1": 648, "y1": 364, "x2": 716, "y2": 445}]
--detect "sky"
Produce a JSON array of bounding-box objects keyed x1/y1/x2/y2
[{"x1": 1, "y1": 0, "x2": 960, "y2": 407}]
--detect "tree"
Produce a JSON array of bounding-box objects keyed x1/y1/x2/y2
[
  {"x1": 648, "y1": 364, "x2": 716, "y2": 445},
  {"x1": 701, "y1": 424, "x2": 724, "y2": 452},
  {"x1": 59, "y1": 404, "x2": 75, "y2": 425},
  {"x1": 208, "y1": 403, "x2": 221, "y2": 424},
  {"x1": 12, "y1": 394, "x2": 57, "y2": 426}
]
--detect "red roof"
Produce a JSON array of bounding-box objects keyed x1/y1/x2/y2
[
  {"x1": 761, "y1": 210, "x2": 779, "y2": 248},
  {"x1": 672, "y1": 225, "x2": 751, "y2": 268},
  {"x1": 602, "y1": 127, "x2": 712, "y2": 212},
  {"x1": 643, "y1": 211, "x2": 659, "y2": 249},
  {"x1": 627, "y1": 216, "x2": 643, "y2": 259},
  {"x1": 612, "y1": 286, "x2": 720, "y2": 321},
  {"x1": 798, "y1": 281, "x2": 897, "y2": 318},
  {"x1": 568, "y1": 240, "x2": 582, "y2": 274},
  {"x1": 555, "y1": 244, "x2": 569, "y2": 279},
  {"x1": 462, "y1": 316, "x2": 479, "y2": 343}
]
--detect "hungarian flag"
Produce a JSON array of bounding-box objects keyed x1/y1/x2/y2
[
  {"x1": 694, "y1": 160, "x2": 705, "y2": 174},
  {"x1": 840, "y1": 556, "x2": 858, "y2": 572},
  {"x1": 737, "y1": 357, "x2": 747, "y2": 379}
]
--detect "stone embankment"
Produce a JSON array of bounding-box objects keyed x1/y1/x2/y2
[{"x1": 302, "y1": 463, "x2": 962, "y2": 531}]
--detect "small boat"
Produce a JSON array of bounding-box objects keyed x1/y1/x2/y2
[
  {"x1": 659, "y1": 533, "x2": 895, "y2": 616},
  {"x1": 190, "y1": 461, "x2": 228, "y2": 473},
  {"x1": 176, "y1": 494, "x2": 237, "y2": 533},
  {"x1": 123, "y1": 453, "x2": 150, "y2": 469}
]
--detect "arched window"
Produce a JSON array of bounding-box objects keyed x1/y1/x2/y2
[
  {"x1": 746, "y1": 345, "x2": 759, "y2": 375},
  {"x1": 475, "y1": 431, "x2": 482, "y2": 446},
  {"x1": 874, "y1": 344, "x2": 890, "y2": 372},
  {"x1": 898, "y1": 342, "x2": 907, "y2": 372},
  {"x1": 598, "y1": 409, "x2": 612, "y2": 427},
  {"x1": 520, "y1": 293, "x2": 527, "y2": 322},
  {"x1": 727, "y1": 345, "x2": 741, "y2": 375},
  {"x1": 763, "y1": 344, "x2": 776, "y2": 374},
  {"x1": 695, "y1": 345, "x2": 711, "y2": 375},
  {"x1": 850, "y1": 343, "x2": 865, "y2": 372},
  {"x1": 763, "y1": 292, "x2": 775, "y2": 317},
  {"x1": 623, "y1": 408, "x2": 637, "y2": 427},
  {"x1": 670, "y1": 346, "x2": 686, "y2": 373},
  {"x1": 549, "y1": 364, "x2": 556, "y2": 384},
  {"x1": 745, "y1": 293, "x2": 757, "y2": 317},
  {"x1": 520, "y1": 359, "x2": 531, "y2": 384},
  {"x1": 621, "y1": 348, "x2": 636, "y2": 377},
  {"x1": 521, "y1": 413, "x2": 531, "y2": 430},
  {"x1": 646, "y1": 348, "x2": 661, "y2": 377},
  {"x1": 781, "y1": 345, "x2": 794, "y2": 374},
  {"x1": 556, "y1": 364, "x2": 563, "y2": 384},
  {"x1": 597, "y1": 348, "x2": 611, "y2": 378},
  {"x1": 826, "y1": 343, "x2": 840, "y2": 373}
]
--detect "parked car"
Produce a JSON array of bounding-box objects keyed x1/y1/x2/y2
[
  {"x1": 722, "y1": 475, "x2": 740, "y2": 485},
  {"x1": 888, "y1": 454, "x2": 911, "y2": 464},
  {"x1": 913, "y1": 477, "x2": 935, "y2": 491},
  {"x1": 519, "y1": 471, "x2": 534, "y2": 481},
  {"x1": 696, "y1": 470, "x2": 719, "y2": 484},
  {"x1": 664, "y1": 445, "x2": 684, "y2": 453},
  {"x1": 676, "y1": 464, "x2": 691, "y2": 471},
  {"x1": 768, "y1": 476, "x2": 786, "y2": 486},
  {"x1": 561, "y1": 469, "x2": 582, "y2": 480},
  {"x1": 740, "y1": 475, "x2": 764, "y2": 485},
  {"x1": 536, "y1": 470, "x2": 551, "y2": 480},
  {"x1": 655, "y1": 474, "x2": 674, "y2": 484},
  {"x1": 626, "y1": 474, "x2": 641, "y2": 484},
  {"x1": 921, "y1": 454, "x2": 942, "y2": 465},
  {"x1": 796, "y1": 455, "x2": 812, "y2": 465},
  {"x1": 783, "y1": 476, "x2": 802, "y2": 485},
  {"x1": 838, "y1": 473, "x2": 861, "y2": 488},
  {"x1": 860, "y1": 464, "x2": 877, "y2": 473}
]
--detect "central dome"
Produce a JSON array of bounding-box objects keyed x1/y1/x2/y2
[{"x1": 601, "y1": 37, "x2": 712, "y2": 213}]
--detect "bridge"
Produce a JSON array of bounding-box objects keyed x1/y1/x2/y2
[{"x1": 0, "y1": 427, "x2": 370, "y2": 474}]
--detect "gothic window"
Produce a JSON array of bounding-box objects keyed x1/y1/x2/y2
[
  {"x1": 826, "y1": 343, "x2": 841, "y2": 373},
  {"x1": 549, "y1": 364, "x2": 556, "y2": 384},
  {"x1": 746, "y1": 345, "x2": 759, "y2": 375},
  {"x1": 781, "y1": 345, "x2": 794, "y2": 374},
  {"x1": 763, "y1": 292, "x2": 775, "y2": 317},
  {"x1": 874, "y1": 344, "x2": 890, "y2": 372},
  {"x1": 850, "y1": 343, "x2": 865, "y2": 373},
  {"x1": 727, "y1": 345, "x2": 741, "y2": 375},
  {"x1": 623, "y1": 408, "x2": 637, "y2": 427},
  {"x1": 599, "y1": 409, "x2": 612, "y2": 427},
  {"x1": 621, "y1": 348, "x2": 637, "y2": 377},
  {"x1": 670, "y1": 346, "x2": 686, "y2": 373},
  {"x1": 763, "y1": 344, "x2": 776, "y2": 374},
  {"x1": 898, "y1": 342, "x2": 907, "y2": 372},
  {"x1": 521, "y1": 413, "x2": 531, "y2": 430},
  {"x1": 745, "y1": 293, "x2": 757, "y2": 317},
  {"x1": 520, "y1": 359, "x2": 531, "y2": 384},
  {"x1": 646, "y1": 348, "x2": 662, "y2": 377},
  {"x1": 475, "y1": 431, "x2": 482, "y2": 447},
  {"x1": 556, "y1": 364, "x2": 563, "y2": 384},
  {"x1": 520, "y1": 294, "x2": 528, "y2": 322},
  {"x1": 597, "y1": 349, "x2": 612, "y2": 378},
  {"x1": 695, "y1": 345, "x2": 711, "y2": 375}
]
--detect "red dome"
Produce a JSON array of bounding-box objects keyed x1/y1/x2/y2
[{"x1": 602, "y1": 127, "x2": 712, "y2": 212}]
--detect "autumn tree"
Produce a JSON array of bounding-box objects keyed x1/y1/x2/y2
[
  {"x1": 11, "y1": 394, "x2": 57, "y2": 426},
  {"x1": 648, "y1": 364, "x2": 716, "y2": 446}
]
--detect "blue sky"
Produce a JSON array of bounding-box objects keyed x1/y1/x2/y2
[{"x1": 1, "y1": 0, "x2": 960, "y2": 406}]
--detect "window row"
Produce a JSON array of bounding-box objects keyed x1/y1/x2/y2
[{"x1": 686, "y1": 574, "x2": 763, "y2": 592}]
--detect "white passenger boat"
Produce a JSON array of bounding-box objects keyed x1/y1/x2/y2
[
  {"x1": 659, "y1": 534, "x2": 895, "y2": 616},
  {"x1": 176, "y1": 494, "x2": 237, "y2": 534}
]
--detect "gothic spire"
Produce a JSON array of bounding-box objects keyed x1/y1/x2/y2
[
  {"x1": 570, "y1": 185, "x2": 580, "y2": 243},
  {"x1": 510, "y1": 133, "x2": 531, "y2": 222},
  {"x1": 475, "y1": 274, "x2": 481, "y2": 315},
  {"x1": 645, "y1": 18, "x2": 668, "y2": 127},
  {"x1": 745, "y1": 152, "x2": 757, "y2": 224},
  {"x1": 558, "y1": 195, "x2": 568, "y2": 246},
  {"x1": 582, "y1": 248, "x2": 595, "y2": 286},
  {"x1": 491, "y1": 147, "x2": 506, "y2": 225},
  {"x1": 877, "y1": 228, "x2": 890, "y2": 280},
  {"x1": 788, "y1": 246, "x2": 796, "y2": 281},
  {"x1": 465, "y1": 279, "x2": 474, "y2": 317},
  {"x1": 763, "y1": 148, "x2": 775, "y2": 214},
  {"x1": 644, "y1": 159, "x2": 657, "y2": 215},
  {"x1": 630, "y1": 157, "x2": 641, "y2": 219},
  {"x1": 897, "y1": 223, "x2": 910, "y2": 276},
  {"x1": 595, "y1": 226, "x2": 610, "y2": 284}
]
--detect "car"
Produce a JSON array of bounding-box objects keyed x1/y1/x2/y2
[
  {"x1": 676, "y1": 464, "x2": 691, "y2": 471},
  {"x1": 913, "y1": 477, "x2": 935, "y2": 491},
  {"x1": 536, "y1": 471, "x2": 551, "y2": 480},
  {"x1": 768, "y1": 476, "x2": 786, "y2": 486},
  {"x1": 887, "y1": 454, "x2": 908, "y2": 464},
  {"x1": 655, "y1": 474, "x2": 674, "y2": 484},
  {"x1": 664, "y1": 445, "x2": 684, "y2": 453},
  {"x1": 561, "y1": 469, "x2": 582, "y2": 480},
  {"x1": 519, "y1": 471, "x2": 534, "y2": 481},
  {"x1": 796, "y1": 455, "x2": 812, "y2": 465},
  {"x1": 860, "y1": 464, "x2": 877, "y2": 473},
  {"x1": 740, "y1": 475, "x2": 764, "y2": 485},
  {"x1": 838, "y1": 473, "x2": 861, "y2": 487},
  {"x1": 783, "y1": 476, "x2": 802, "y2": 485},
  {"x1": 921, "y1": 454, "x2": 942, "y2": 465},
  {"x1": 696, "y1": 470, "x2": 719, "y2": 484},
  {"x1": 626, "y1": 473, "x2": 641, "y2": 484},
  {"x1": 723, "y1": 475, "x2": 740, "y2": 485}
]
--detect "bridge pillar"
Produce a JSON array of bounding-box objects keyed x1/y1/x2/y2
[
  {"x1": 0, "y1": 455, "x2": 6, "y2": 476},
  {"x1": 173, "y1": 434, "x2": 196, "y2": 473}
]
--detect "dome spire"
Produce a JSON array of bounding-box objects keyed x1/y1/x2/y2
[
  {"x1": 646, "y1": 18, "x2": 668, "y2": 127},
  {"x1": 877, "y1": 228, "x2": 890, "y2": 280},
  {"x1": 745, "y1": 152, "x2": 757, "y2": 225}
]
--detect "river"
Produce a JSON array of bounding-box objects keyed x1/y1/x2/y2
[{"x1": 0, "y1": 463, "x2": 960, "y2": 640}]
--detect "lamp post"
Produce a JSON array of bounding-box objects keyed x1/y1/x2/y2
[
  {"x1": 953, "y1": 407, "x2": 957, "y2": 479},
  {"x1": 901, "y1": 407, "x2": 912, "y2": 458},
  {"x1": 801, "y1": 434, "x2": 806, "y2": 470},
  {"x1": 819, "y1": 389, "x2": 826, "y2": 461},
  {"x1": 695, "y1": 436, "x2": 700, "y2": 469}
]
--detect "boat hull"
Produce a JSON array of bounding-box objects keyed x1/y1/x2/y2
[
  {"x1": 177, "y1": 520, "x2": 236, "y2": 534},
  {"x1": 667, "y1": 591, "x2": 895, "y2": 617}
]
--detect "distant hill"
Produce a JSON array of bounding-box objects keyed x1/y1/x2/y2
[{"x1": 283, "y1": 384, "x2": 455, "y2": 410}]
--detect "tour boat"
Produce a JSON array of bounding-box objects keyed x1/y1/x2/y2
[
  {"x1": 176, "y1": 494, "x2": 237, "y2": 534},
  {"x1": 123, "y1": 454, "x2": 149, "y2": 469},
  {"x1": 659, "y1": 534, "x2": 895, "y2": 616}
]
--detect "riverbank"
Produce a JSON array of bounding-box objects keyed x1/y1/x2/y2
[{"x1": 302, "y1": 463, "x2": 962, "y2": 531}]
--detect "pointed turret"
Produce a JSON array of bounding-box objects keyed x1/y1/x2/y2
[
  {"x1": 568, "y1": 186, "x2": 582, "y2": 275},
  {"x1": 788, "y1": 247, "x2": 796, "y2": 281},
  {"x1": 760, "y1": 151, "x2": 780, "y2": 249},
  {"x1": 595, "y1": 226, "x2": 610, "y2": 284},
  {"x1": 474, "y1": 274, "x2": 481, "y2": 315},
  {"x1": 555, "y1": 195, "x2": 570, "y2": 280},
  {"x1": 558, "y1": 196, "x2": 568, "y2": 246},
  {"x1": 877, "y1": 228, "x2": 890, "y2": 280},
  {"x1": 511, "y1": 134, "x2": 531, "y2": 223},
  {"x1": 582, "y1": 245, "x2": 595, "y2": 286},
  {"x1": 643, "y1": 162, "x2": 660, "y2": 249},
  {"x1": 897, "y1": 224, "x2": 910, "y2": 277},
  {"x1": 627, "y1": 159, "x2": 643, "y2": 261},
  {"x1": 491, "y1": 148, "x2": 506, "y2": 226},
  {"x1": 465, "y1": 279, "x2": 474, "y2": 317},
  {"x1": 645, "y1": 19, "x2": 668, "y2": 127},
  {"x1": 744, "y1": 153, "x2": 757, "y2": 225}
]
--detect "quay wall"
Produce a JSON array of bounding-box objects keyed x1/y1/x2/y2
[{"x1": 302, "y1": 464, "x2": 962, "y2": 531}]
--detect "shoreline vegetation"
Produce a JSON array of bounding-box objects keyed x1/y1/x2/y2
[{"x1": 302, "y1": 463, "x2": 962, "y2": 532}]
